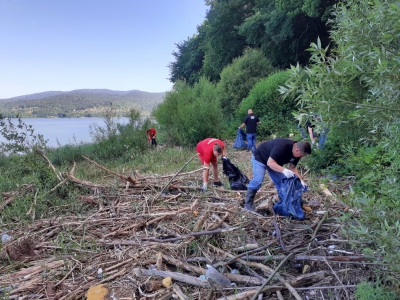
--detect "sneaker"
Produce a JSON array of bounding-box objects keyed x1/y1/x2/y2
[{"x1": 213, "y1": 181, "x2": 222, "y2": 187}]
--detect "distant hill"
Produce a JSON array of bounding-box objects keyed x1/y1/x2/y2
[{"x1": 0, "y1": 89, "x2": 166, "y2": 118}]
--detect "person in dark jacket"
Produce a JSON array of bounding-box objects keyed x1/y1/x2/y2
[
  {"x1": 244, "y1": 138, "x2": 311, "y2": 213},
  {"x1": 238, "y1": 109, "x2": 261, "y2": 153}
]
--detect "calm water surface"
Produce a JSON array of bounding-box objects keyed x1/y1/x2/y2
[{"x1": 1, "y1": 118, "x2": 128, "y2": 148}]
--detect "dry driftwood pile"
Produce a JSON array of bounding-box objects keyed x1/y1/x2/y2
[{"x1": 0, "y1": 151, "x2": 378, "y2": 300}]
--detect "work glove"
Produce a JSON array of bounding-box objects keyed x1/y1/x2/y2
[
  {"x1": 201, "y1": 182, "x2": 208, "y2": 192},
  {"x1": 213, "y1": 181, "x2": 222, "y2": 187},
  {"x1": 300, "y1": 180, "x2": 308, "y2": 192},
  {"x1": 282, "y1": 168, "x2": 295, "y2": 178}
]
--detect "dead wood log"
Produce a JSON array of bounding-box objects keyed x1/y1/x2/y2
[
  {"x1": 225, "y1": 254, "x2": 375, "y2": 263},
  {"x1": 142, "y1": 227, "x2": 239, "y2": 243},
  {"x1": 82, "y1": 155, "x2": 140, "y2": 185},
  {"x1": 144, "y1": 280, "x2": 163, "y2": 292},
  {"x1": 0, "y1": 260, "x2": 64, "y2": 282},
  {"x1": 0, "y1": 196, "x2": 15, "y2": 212},
  {"x1": 133, "y1": 268, "x2": 210, "y2": 287},
  {"x1": 231, "y1": 244, "x2": 259, "y2": 252},
  {"x1": 34, "y1": 148, "x2": 63, "y2": 180},
  {"x1": 223, "y1": 224, "x2": 317, "y2": 266},
  {"x1": 156, "y1": 153, "x2": 198, "y2": 199},
  {"x1": 172, "y1": 283, "x2": 188, "y2": 300},
  {"x1": 207, "y1": 212, "x2": 230, "y2": 231},
  {"x1": 250, "y1": 252, "x2": 301, "y2": 300},
  {"x1": 161, "y1": 254, "x2": 264, "y2": 285}
]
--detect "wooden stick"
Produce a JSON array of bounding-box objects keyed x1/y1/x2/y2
[
  {"x1": 156, "y1": 153, "x2": 198, "y2": 199},
  {"x1": 142, "y1": 227, "x2": 239, "y2": 243},
  {"x1": 54, "y1": 264, "x2": 77, "y2": 287},
  {"x1": 273, "y1": 213, "x2": 286, "y2": 251},
  {"x1": 133, "y1": 268, "x2": 210, "y2": 287},
  {"x1": 251, "y1": 252, "x2": 301, "y2": 300},
  {"x1": 309, "y1": 210, "x2": 328, "y2": 250},
  {"x1": 82, "y1": 155, "x2": 140, "y2": 185}
]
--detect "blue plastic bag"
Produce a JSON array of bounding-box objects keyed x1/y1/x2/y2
[
  {"x1": 273, "y1": 177, "x2": 305, "y2": 220},
  {"x1": 222, "y1": 157, "x2": 249, "y2": 190},
  {"x1": 233, "y1": 129, "x2": 247, "y2": 149}
]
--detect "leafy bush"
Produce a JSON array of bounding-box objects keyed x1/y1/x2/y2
[
  {"x1": 355, "y1": 281, "x2": 398, "y2": 300},
  {"x1": 153, "y1": 78, "x2": 224, "y2": 146},
  {"x1": 217, "y1": 48, "x2": 275, "y2": 115}
]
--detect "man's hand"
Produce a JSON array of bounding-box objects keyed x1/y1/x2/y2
[
  {"x1": 300, "y1": 180, "x2": 308, "y2": 192},
  {"x1": 222, "y1": 156, "x2": 228, "y2": 161},
  {"x1": 282, "y1": 168, "x2": 295, "y2": 178}
]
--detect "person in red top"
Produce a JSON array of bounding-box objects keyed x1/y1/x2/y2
[
  {"x1": 146, "y1": 128, "x2": 157, "y2": 146},
  {"x1": 196, "y1": 138, "x2": 227, "y2": 191}
]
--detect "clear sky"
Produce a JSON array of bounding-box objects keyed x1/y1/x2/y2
[{"x1": 0, "y1": 0, "x2": 208, "y2": 99}]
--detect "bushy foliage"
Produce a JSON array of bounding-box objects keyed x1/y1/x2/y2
[
  {"x1": 217, "y1": 48, "x2": 275, "y2": 115},
  {"x1": 0, "y1": 115, "x2": 48, "y2": 154},
  {"x1": 51, "y1": 108, "x2": 151, "y2": 166},
  {"x1": 355, "y1": 280, "x2": 398, "y2": 300},
  {"x1": 153, "y1": 78, "x2": 223, "y2": 146},
  {"x1": 237, "y1": 71, "x2": 297, "y2": 139},
  {"x1": 280, "y1": 0, "x2": 400, "y2": 286}
]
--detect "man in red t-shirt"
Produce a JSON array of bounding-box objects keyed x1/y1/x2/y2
[
  {"x1": 146, "y1": 128, "x2": 157, "y2": 146},
  {"x1": 196, "y1": 138, "x2": 226, "y2": 191}
]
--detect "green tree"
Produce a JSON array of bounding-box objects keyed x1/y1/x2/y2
[
  {"x1": 280, "y1": 0, "x2": 400, "y2": 284},
  {"x1": 201, "y1": 0, "x2": 255, "y2": 82},
  {"x1": 238, "y1": 0, "x2": 337, "y2": 68},
  {"x1": 153, "y1": 78, "x2": 222, "y2": 146},
  {"x1": 217, "y1": 48, "x2": 275, "y2": 115}
]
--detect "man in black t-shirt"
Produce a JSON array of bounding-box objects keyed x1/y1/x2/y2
[
  {"x1": 238, "y1": 109, "x2": 261, "y2": 153},
  {"x1": 244, "y1": 138, "x2": 311, "y2": 214}
]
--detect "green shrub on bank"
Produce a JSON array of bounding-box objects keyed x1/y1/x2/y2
[{"x1": 153, "y1": 77, "x2": 223, "y2": 147}]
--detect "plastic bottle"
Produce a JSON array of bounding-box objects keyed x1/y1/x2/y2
[{"x1": 205, "y1": 264, "x2": 233, "y2": 288}]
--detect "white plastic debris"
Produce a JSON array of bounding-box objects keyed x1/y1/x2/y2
[
  {"x1": 1, "y1": 234, "x2": 12, "y2": 243},
  {"x1": 206, "y1": 264, "x2": 234, "y2": 288}
]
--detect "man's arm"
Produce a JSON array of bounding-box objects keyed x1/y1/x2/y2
[
  {"x1": 238, "y1": 123, "x2": 245, "y2": 129},
  {"x1": 288, "y1": 163, "x2": 303, "y2": 180},
  {"x1": 267, "y1": 157, "x2": 285, "y2": 172}
]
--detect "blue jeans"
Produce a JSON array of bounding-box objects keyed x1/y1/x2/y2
[
  {"x1": 297, "y1": 125, "x2": 307, "y2": 139},
  {"x1": 248, "y1": 155, "x2": 286, "y2": 200},
  {"x1": 246, "y1": 133, "x2": 256, "y2": 152},
  {"x1": 318, "y1": 128, "x2": 328, "y2": 150}
]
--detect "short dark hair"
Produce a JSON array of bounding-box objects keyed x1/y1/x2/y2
[
  {"x1": 214, "y1": 143, "x2": 223, "y2": 154},
  {"x1": 297, "y1": 141, "x2": 312, "y2": 155}
]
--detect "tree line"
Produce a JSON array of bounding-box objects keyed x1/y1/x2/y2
[
  {"x1": 153, "y1": 0, "x2": 400, "y2": 292},
  {"x1": 0, "y1": 91, "x2": 165, "y2": 118}
]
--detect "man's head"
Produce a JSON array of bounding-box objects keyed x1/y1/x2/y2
[
  {"x1": 292, "y1": 141, "x2": 312, "y2": 158},
  {"x1": 248, "y1": 109, "x2": 253, "y2": 115},
  {"x1": 213, "y1": 143, "x2": 223, "y2": 157}
]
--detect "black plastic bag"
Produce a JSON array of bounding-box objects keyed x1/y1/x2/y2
[
  {"x1": 233, "y1": 129, "x2": 247, "y2": 149},
  {"x1": 222, "y1": 158, "x2": 249, "y2": 190},
  {"x1": 273, "y1": 177, "x2": 305, "y2": 220}
]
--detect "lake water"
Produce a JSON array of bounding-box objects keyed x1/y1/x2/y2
[{"x1": 0, "y1": 118, "x2": 129, "y2": 148}]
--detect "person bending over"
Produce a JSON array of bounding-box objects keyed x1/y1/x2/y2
[
  {"x1": 196, "y1": 138, "x2": 227, "y2": 192},
  {"x1": 244, "y1": 138, "x2": 311, "y2": 213}
]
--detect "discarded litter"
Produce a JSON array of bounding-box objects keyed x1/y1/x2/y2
[
  {"x1": 1, "y1": 234, "x2": 12, "y2": 243},
  {"x1": 206, "y1": 264, "x2": 233, "y2": 288}
]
